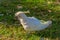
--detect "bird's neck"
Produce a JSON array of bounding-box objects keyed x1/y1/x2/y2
[{"x1": 19, "y1": 17, "x2": 28, "y2": 26}]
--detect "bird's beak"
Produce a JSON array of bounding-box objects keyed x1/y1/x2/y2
[{"x1": 23, "y1": 10, "x2": 30, "y2": 14}]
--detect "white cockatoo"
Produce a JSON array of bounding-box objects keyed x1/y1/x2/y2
[{"x1": 15, "y1": 11, "x2": 52, "y2": 31}]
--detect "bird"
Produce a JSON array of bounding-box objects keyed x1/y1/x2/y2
[{"x1": 15, "y1": 11, "x2": 52, "y2": 32}]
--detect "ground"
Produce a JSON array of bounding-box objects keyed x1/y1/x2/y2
[{"x1": 0, "y1": 0, "x2": 60, "y2": 40}]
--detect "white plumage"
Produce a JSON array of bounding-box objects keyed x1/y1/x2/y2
[{"x1": 15, "y1": 11, "x2": 52, "y2": 31}]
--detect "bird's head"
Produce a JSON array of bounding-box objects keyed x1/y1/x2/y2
[
  {"x1": 15, "y1": 10, "x2": 30, "y2": 19},
  {"x1": 15, "y1": 11, "x2": 30, "y2": 17}
]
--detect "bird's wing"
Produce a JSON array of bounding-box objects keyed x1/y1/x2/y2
[{"x1": 28, "y1": 17, "x2": 41, "y2": 25}]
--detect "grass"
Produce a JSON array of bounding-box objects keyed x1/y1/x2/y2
[{"x1": 0, "y1": 0, "x2": 60, "y2": 40}]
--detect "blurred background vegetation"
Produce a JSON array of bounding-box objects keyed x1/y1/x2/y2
[{"x1": 0, "y1": 0, "x2": 60, "y2": 40}]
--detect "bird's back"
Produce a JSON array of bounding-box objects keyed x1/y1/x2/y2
[{"x1": 28, "y1": 17, "x2": 41, "y2": 25}]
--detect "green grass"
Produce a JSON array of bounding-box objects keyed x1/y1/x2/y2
[{"x1": 0, "y1": 0, "x2": 60, "y2": 40}]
